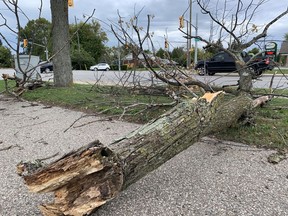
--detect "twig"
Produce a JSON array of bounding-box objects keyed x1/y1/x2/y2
[
  {"x1": 37, "y1": 152, "x2": 60, "y2": 162},
  {"x1": 0, "y1": 144, "x2": 22, "y2": 151},
  {"x1": 173, "y1": 77, "x2": 199, "y2": 98},
  {"x1": 72, "y1": 118, "x2": 113, "y2": 129},
  {"x1": 64, "y1": 108, "x2": 113, "y2": 133},
  {"x1": 119, "y1": 101, "x2": 177, "y2": 120}
]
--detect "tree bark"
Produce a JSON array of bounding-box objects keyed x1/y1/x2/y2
[
  {"x1": 50, "y1": 0, "x2": 73, "y2": 87},
  {"x1": 18, "y1": 92, "x2": 253, "y2": 216}
]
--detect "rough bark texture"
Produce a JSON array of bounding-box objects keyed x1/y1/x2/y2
[
  {"x1": 235, "y1": 60, "x2": 253, "y2": 93},
  {"x1": 19, "y1": 92, "x2": 253, "y2": 216},
  {"x1": 110, "y1": 92, "x2": 252, "y2": 188},
  {"x1": 50, "y1": 0, "x2": 73, "y2": 87}
]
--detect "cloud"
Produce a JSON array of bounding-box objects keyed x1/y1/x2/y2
[{"x1": 0, "y1": 0, "x2": 287, "y2": 51}]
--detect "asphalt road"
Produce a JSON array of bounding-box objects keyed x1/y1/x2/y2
[
  {"x1": 0, "y1": 68, "x2": 287, "y2": 89},
  {"x1": 56, "y1": 70, "x2": 288, "y2": 89}
]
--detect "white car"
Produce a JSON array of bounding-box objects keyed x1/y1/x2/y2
[{"x1": 90, "y1": 63, "x2": 110, "y2": 71}]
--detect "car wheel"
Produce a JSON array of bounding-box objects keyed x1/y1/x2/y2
[
  {"x1": 106, "y1": 68, "x2": 109, "y2": 71},
  {"x1": 45, "y1": 67, "x2": 50, "y2": 73},
  {"x1": 196, "y1": 66, "x2": 205, "y2": 76},
  {"x1": 94, "y1": 68, "x2": 97, "y2": 71}
]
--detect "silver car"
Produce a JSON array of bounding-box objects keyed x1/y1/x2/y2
[{"x1": 90, "y1": 63, "x2": 110, "y2": 71}]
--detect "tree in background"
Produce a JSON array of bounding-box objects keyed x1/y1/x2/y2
[
  {"x1": 279, "y1": 33, "x2": 288, "y2": 66},
  {"x1": 19, "y1": 18, "x2": 52, "y2": 61},
  {"x1": 70, "y1": 20, "x2": 108, "y2": 66},
  {"x1": 70, "y1": 46, "x2": 94, "y2": 70},
  {"x1": 170, "y1": 47, "x2": 186, "y2": 67},
  {"x1": 155, "y1": 48, "x2": 166, "y2": 59},
  {"x1": 0, "y1": 39, "x2": 12, "y2": 68},
  {"x1": 101, "y1": 45, "x2": 130, "y2": 69},
  {"x1": 18, "y1": 17, "x2": 108, "y2": 70},
  {"x1": 285, "y1": 33, "x2": 288, "y2": 41},
  {"x1": 155, "y1": 46, "x2": 212, "y2": 68},
  {"x1": 248, "y1": 47, "x2": 260, "y2": 56}
]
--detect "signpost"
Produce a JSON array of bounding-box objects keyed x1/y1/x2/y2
[{"x1": 265, "y1": 42, "x2": 277, "y2": 61}]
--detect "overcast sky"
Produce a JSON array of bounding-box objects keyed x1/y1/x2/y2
[{"x1": 1, "y1": 0, "x2": 288, "y2": 51}]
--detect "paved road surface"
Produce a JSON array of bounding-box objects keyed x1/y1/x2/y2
[{"x1": 1, "y1": 68, "x2": 287, "y2": 89}]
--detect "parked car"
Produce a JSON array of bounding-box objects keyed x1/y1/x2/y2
[
  {"x1": 90, "y1": 63, "x2": 110, "y2": 71},
  {"x1": 40, "y1": 62, "x2": 53, "y2": 73},
  {"x1": 195, "y1": 52, "x2": 274, "y2": 77}
]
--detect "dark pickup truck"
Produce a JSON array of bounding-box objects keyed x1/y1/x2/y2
[{"x1": 195, "y1": 52, "x2": 275, "y2": 77}]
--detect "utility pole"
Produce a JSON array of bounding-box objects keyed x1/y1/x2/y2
[
  {"x1": 186, "y1": 20, "x2": 189, "y2": 68},
  {"x1": 187, "y1": 0, "x2": 192, "y2": 69},
  {"x1": 118, "y1": 16, "x2": 124, "y2": 71},
  {"x1": 118, "y1": 40, "x2": 121, "y2": 71},
  {"x1": 194, "y1": 13, "x2": 198, "y2": 66},
  {"x1": 229, "y1": 14, "x2": 234, "y2": 49},
  {"x1": 44, "y1": 37, "x2": 49, "y2": 61},
  {"x1": 209, "y1": 19, "x2": 213, "y2": 43},
  {"x1": 74, "y1": 16, "x2": 81, "y2": 53}
]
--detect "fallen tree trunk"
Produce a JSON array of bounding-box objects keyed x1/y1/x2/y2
[{"x1": 18, "y1": 91, "x2": 253, "y2": 216}]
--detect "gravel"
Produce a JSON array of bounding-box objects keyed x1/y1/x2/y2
[{"x1": 0, "y1": 95, "x2": 287, "y2": 216}]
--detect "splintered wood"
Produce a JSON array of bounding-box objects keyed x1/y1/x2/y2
[{"x1": 19, "y1": 140, "x2": 123, "y2": 216}]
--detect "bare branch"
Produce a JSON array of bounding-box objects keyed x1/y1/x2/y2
[{"x1": 242, "y1": 7, "x2": 288, "y2": 49}]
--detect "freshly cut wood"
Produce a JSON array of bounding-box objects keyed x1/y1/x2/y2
[{"x1": 18, "y1": 91, "x2": 253, "y2": 216}]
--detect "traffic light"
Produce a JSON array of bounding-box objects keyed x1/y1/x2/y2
[
  {"x1": 179, "y1": 16, "x2": 184, "y2": 29},
  {"x1": 23, "y1": 39, "x2": 28, "y2": 48},
  {"x1": 164, "y1": 39, "x2": 169, "y2": 48},
  {"x1": 68, "y1": 0, "x2": 74, "y2": 7}
]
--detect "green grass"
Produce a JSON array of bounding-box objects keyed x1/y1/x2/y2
[
  {"x1": 0, "y1": 80, "x2": 287, "y2": 151},
  {"x1": 214, "y1": 96, "x2": 288, "y2": 151},
  {"x1": 271, "y1": 68, "x2": 288, "y2": 75},
  {"x1": 0, "y1": 81, "x2": 173, "y2": 123},
  {"x1": 212, "y1": 86, "x2": 288, "y2": 151}
]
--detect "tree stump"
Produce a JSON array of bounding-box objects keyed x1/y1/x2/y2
[{"x1": 18, "y1": 91, "x2": 253, "y2": 216}]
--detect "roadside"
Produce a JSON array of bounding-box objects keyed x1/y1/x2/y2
[{"x1": 0, "y1": 95, "x2": 288, "y2": 216}]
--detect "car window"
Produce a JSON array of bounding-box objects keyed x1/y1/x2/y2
[
  {"x1": 225, "y1": 53, "x2": 234, "y2": 61},
  {"x1": 214, "y1": 53, "x2": 225, "y2": 61}
]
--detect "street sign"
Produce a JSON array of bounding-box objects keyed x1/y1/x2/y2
[
  {"x1": 264, "y1": 42, "x2": 277, "y2": 60},
  {"x1": 265, "y1": 42, "x2": 276, "y2": 50}
]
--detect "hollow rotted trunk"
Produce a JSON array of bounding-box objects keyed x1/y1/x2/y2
[{"x1": 18, "y1": 92, "x2": 253, "y2": 216}]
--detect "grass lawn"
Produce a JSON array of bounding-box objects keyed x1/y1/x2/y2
[
  {"x1": 0, "y1": 81, "x2": 174, "y2": 123},
  {"x1": 271, "y1": 68, "x2": 288, "y2": 75}
]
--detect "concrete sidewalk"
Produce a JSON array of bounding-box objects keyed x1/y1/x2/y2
[{"x1": 0, "y1": 95, "x2": 287, "y2": 216}]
